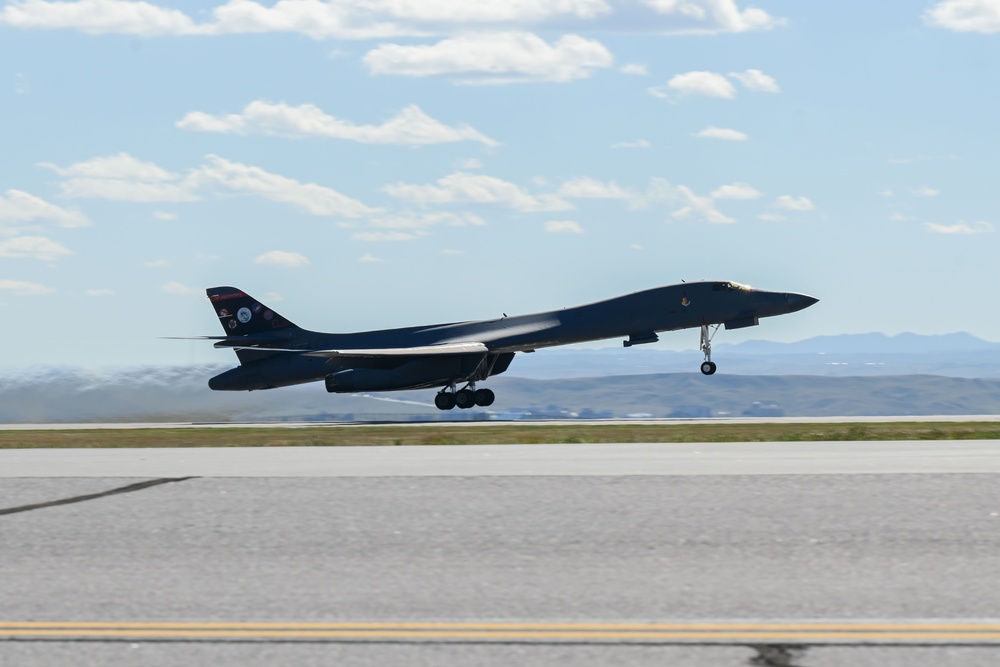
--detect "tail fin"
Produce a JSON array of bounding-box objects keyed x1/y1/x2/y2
[{"x1": 207, "y1": 287, "x2": 300, "y2": 364}]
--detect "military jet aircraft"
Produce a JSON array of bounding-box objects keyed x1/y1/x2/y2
[{"x1": 193, "y1": 281, "x2": 817, "y2": 410}]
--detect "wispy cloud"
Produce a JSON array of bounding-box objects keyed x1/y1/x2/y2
[
  {"x1": 665, "y1": 71, "x2": 736, "y2": 98},
  {"x1": 43, "y1": 152, "x2": 380, "y2": 218},
  {"x1": 544, "y1": 220, "x2": 584, "y2": 233},
  {"x1": 0, "y1": 235, "x2": 72, "y2": 261},
  {"x1": 652, "y1": 67, "x2": 780, "y2": 100},
  {"x1": 0, "y1": 189, "x2": 90, "y2": 228},
  {"x1": 383, "y1": 172, "x2": 573, "y2": 212},
  {"x1": 186, "y1": 155, "x2": 380, "y2": 218},
  {"x1": 178, "y1": 101, "x2": 499, "y2": 146},
  {"x1": 557, "y1": 177, "x2": 643, "y2": 207},
  {"x1": 774, "y1": 195, "x2": 815, "y2": 211},
  {"x1": 160, "y1": 281, "x2": 197, "y2": 295},
  {"x1": 647, "y1": 179, "x2": 735, "y2": 223},
  {"x1": 363, "y1": 32, "x2": 614, "y2": 84},
  {"x1": 0, "y1": 0, "x2": 779, "y2": 38},
  {"x1": 925, "y1": 220, "x2": 994, "y2": 234},
  {"x1": 696, "y1": 126, "x2": 748, "y2": 141},
  {"x1": 727, "y1": 68, "x2": 780, "y2": 92},
  {"x1": 620, "y1": 63, "x2": 648, "y2": 75},
  {"x1": 924, "y1": 0, "x2": 1000, "y2": 33},
  {"x1": 254, "y1": 250, "x2": 310, "y2": 267},
  {"x1": 40, "y1": 153, "x2": 198, "y2": 203},
  {"x1": 711, "y1": 183, "x2": 762, "y2": 200},
  {"x1": 0, "y1": 279, "x2": 54, "y2": 295},
  {"x1": 611, "y1": 139, "x2": 651, "y2": 149}
]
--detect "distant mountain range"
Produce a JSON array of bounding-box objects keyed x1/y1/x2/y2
[
  {"x1": 510, "y1": 332, "x2": 1000, "y2": 379},
  {"x1": 2, "y1": 333, "x2": 999, "y2": 423}
]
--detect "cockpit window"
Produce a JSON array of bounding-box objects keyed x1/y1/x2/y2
[{"x1": 712, "y1": 281, "x2": 751, "y2": 292}]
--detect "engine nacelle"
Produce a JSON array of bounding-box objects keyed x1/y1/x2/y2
[{"x1": 325, "y1": 357, "x2": 471, "y2": 393}]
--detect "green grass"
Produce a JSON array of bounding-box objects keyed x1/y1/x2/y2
[{"x1": 0, "y1": 422, "x2": 998, "y2": 449}]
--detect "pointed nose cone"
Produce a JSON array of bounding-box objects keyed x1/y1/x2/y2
[{"x1": 785, "y1": 292, "x2": 819, "y2": 314}]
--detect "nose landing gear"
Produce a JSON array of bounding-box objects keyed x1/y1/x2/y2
[{"x1": 700, "y1": 324, "x2": 719, "y2": 375}]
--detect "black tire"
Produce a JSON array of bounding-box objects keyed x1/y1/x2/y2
[
  {"x1": 700, "y1": 361, "x2": 717, "y2": 375},
  {"x1": 454, "y1": 389, "x2": 476, "y2": 409},
  {"x1": 474, "y1": 388, "x2": 496, "y2": 407},
  {"x1": 435, "y1": 392, "x2": 456, "y2": 410}
]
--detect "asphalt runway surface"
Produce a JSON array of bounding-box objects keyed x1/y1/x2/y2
[{"x1": 3, "y1": 441, "x2": 1000, "y2": 666}]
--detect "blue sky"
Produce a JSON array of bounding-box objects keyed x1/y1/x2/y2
[{"x1": 1, "y1": 0, "x2": 999, "y2": 368}]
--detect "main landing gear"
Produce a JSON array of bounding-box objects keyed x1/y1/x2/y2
[
  {"x1": 435, "y1": 383, "x2": 496, "y2": 410},
  {"x1": 700, "y1": 324, "x2": 719, "y2": 375}
]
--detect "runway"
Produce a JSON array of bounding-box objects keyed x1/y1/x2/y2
[{"x1": 4, "y1": 441, "x2": 1000, "y2": 666}]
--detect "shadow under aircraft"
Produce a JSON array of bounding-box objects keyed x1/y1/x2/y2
[{"x1": 186, "y1": 281, "x2": 817, "y2": 410}]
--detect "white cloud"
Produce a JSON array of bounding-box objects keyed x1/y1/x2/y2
[
  {"x1": 0, "y1": 189, "x2": 90, "y2": 228},
  {"x1": 454, "y1": 158, "x2": 484, "y2": 169},
  {"x1": 359, "y1": 253, "x2": 384, "y2": 262},
  {"x1": 363, "y1": 32, "x2": 614, "y2": 84},
  {"x1": 666, "y1": 71, "x2": 736, "y2": 98},
  {"x1": 40, "y1": 153, "x2": 198, "y2": 202},
  {"x1": 254, "y1": 250, "x2": 311, "y2": 267},
  {"x1": 14, "y1": 72, "x2": 29, "y2": 95},
  {"x1": 178, "y1": 101, "x2": 499, "y2": 147},
  {"x1": 161, "y1": 281, "x2": 197, "y2": 295},
  {"x1": 153, "y1": 210, "x2": 177, "y2": 221},
  {"x1": 0, "y1": 279, "x2": 54, "y2": 295},
  {"x1": 85, "y1": 288, "x2": 114, "y2": 297},
  {"x1": 639, "y1": 0, "x2": 784, "y2": 33},
  {"x1": 728, "y1": 68, "x2": 779, "y2": 92},
  {"x1": 774, "y1": 195, "x2": 815, "y2": 211},
  {"x1": 187, "y1": 155, "x2": 380, "y2": 218},
  {"x1": 544, "y1": 220, "x2": 584, "y2": 233},
  {"x1": 354, "y1": 0, "x2": 612, "y2": 24},
  {"x1": 144, "y1": 259, "x2": 169, "y2": 269},
  {"x1": 889, "y1": 212, "x2": 916, "y2": 221},
  {"x1": 0, "y1": 235, "x2": 73, "y2": 261},
  {"x1": 370, "y1": 211, "x2": 487, "y2": 229},
  {"x1": 558, "y1": 177, "x2": 641, "y2": 206},
  {"x1": 647, "y1": 179, "x2": 734, "y2": 223},
  {"x1": 711, "y1": 182, "x2": 762, "y2": 200},
  {"x1": 346, "y1": 211, "x2": 484, "y2": 241},
  {"x1": 757, "y1": 213, "x2": 787, "y2": 222},
  {"x1": 695, "y1": 126, "x2": 748, "y2": 141},
  {"x1": 611, "y1": 139, "x2": 651, "y2": 149},
  {"x1": 41, "y1": 152, "x2": 379, "y2": 218},
  {"x1": 924, "y1": 0, "x2": 1000, "y2": 32},
  {"x1": 620, "y1": 63, "x2": 648, "y2": 75},
  {"x1": 209, "y1": 0, "x2": 611, "y2": 39},
  {"x1": 352, "y1": 230, "x2": 423, "y2": 242},
  {"x1": 0, "y1": 0, "x2": 203, "y2": 36},
  {"x1": 383, "y1": 172, "x2": 573, "y2": 212},
  {"x1": 0, "y1": 0, "x2": 780, "y2": 38},
  {"x1": 925, "y1": 220, "x2": 994, "y2": 234},
  {"x1": 912, "y1": 186, "x2": 940, "y2": 197}
]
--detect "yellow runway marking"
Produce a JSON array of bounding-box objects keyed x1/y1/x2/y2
[{"x1": 3, "y1": 622, "x2": 1000, "y2": 644}]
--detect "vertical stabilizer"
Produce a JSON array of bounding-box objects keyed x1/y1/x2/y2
[{"x1": 206, "y1": 286, "x2": 299, "y2": 363}]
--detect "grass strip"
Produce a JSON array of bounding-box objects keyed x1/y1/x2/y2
[{"x1": 0, "y1": 422, "x2": 998, "y2": 449}]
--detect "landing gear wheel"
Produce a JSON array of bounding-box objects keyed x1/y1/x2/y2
[
  {"x1": 435, "y1": 392, "x2": 456, "y2": 410},
  {"x1": 454, "y1": 389, "x2": 476, "y2": 409},
  {"x1": 700, "y1": 361, "x2": 717, "y2": 376},
  {"x1": 474, "y1": 388, "x2": 495, "y2": 407}
]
